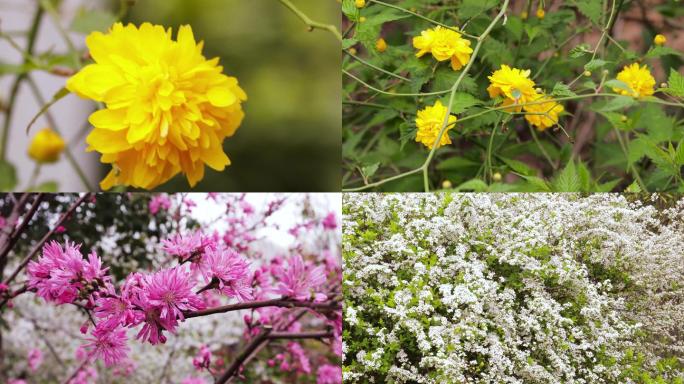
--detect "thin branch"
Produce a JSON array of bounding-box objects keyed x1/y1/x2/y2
[
  {"x1": 184, "y1": 298, "x2": 340, "y2": 319},
  {"x1": 215, "y1": 326, "x2": 273, "y2": 384},
  {"x1": 277, "y1": 0, "x2": 342, "y2": 42},
  {"x1": 0, "y1": 194, "x2": 44, "y2": 263}
]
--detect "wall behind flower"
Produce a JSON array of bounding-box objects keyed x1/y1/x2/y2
[{"x1": 125, "y1": 0, "x2": 341, "y2": 192}]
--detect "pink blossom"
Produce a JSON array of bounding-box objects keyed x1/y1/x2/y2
[
  {"x1": 287, "y1": 342, "x2": 311, "y2": 373},
  {"x1": 240, "y1": 200, "x2": 254, "y2": 214},
  {"x1": 55, "y1": 225, "x2": 66, "y2": 234},
  {"x1": 27, "y1": 241, "x2": 88, "y2": 304},
  {"x1": 200, "y1": 247, "x2": 253, "y2": 302},
  {"x1": 322, "y1": 212, "x2": 337, "y2": 230},
  {"x1": 192, "y1": 344, "x2": 212, "y2": 370},
  {"x1": 0, "y1": 283, "x2": 8, "y2": 294},
  {"x1": 181, "y1": 377, "x2": 207, "y2": 384},
  {"x1": 112, "y1": 358, "x2": 137, "y2": 377},
  {"x1": 0, "y1": 216, "x2": 6, "y2": 229},
  {"x1": 317, "y1": 364, "x2": 342, "y2": 384},
  {"x1": 94, "y1": 296, "x2": 138, "y2": 328},
  {"x1": 68, "y1": 366, "x2": 98, "y2": 384},
  {"x1": 149, "y1": 194, "x2": 171, "y2": 214},
  {"x1": 83, "y1": 324, "x2": 129, "y2": 366},
  {"x1": 275, "y1": 255, "x2": 327, "y2": 302},
  {"x1": 27, "y1": 348, "x2": 43, "y2": 372},
  {"x1": 8, "y1": 379, "x2": 27, "y2": 384},
  {"x1": 162, "y1": 232, "x2": 214, "y2": 264}
]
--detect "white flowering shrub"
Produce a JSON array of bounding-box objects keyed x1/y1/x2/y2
[{"x1": 343, "y1": 193, "x2": 684, "y2": 384}]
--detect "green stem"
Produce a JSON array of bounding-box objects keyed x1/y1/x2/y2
[
  {"x1": 344, "y1": 50, "x2": 411, "y2": 82},
  {"x1": 0, "y1": 6, "x2": 43, "y2": 161},
  {"x1": 39, "y1": 0, "x2": 81, "y2": 68},
  {"x1": 277, "y1": 0, "x2": 342, "y2": 42}
]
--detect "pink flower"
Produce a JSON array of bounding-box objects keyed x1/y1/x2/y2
[
  {"x1": 0, "y1": 283, "x2": 8, "y2": 294},
  {"x1": 8, "y1": 379, "x2": 27, "y2": 384},
  {"x1": 182, "y1": 377, "x2": 207, "y2": 384},
  {"x1": 322, "y1": 212, "x2": 337, "y2": 230},
  {"x1": 27, "y1": 241, "x2": 87, "y2": 304},
  {"x1": 136, "y1": 267, "x2": 204, "y2": 344},
  {"x1": 287, "y1": 342, "x2": 311, "y2": 373},
  {"x1": 0, "y1": 216, "x2": 6, "y2": 229},
  {"x1": 83, "y1": 324, "x2": 129, "y2": 366},
  {"x1": 68, "y1": 366, "x2": 98, "y2": 384},
  {"x1": 240, "y1": 200, "x2": 254, "y2": 214},
  {"x1": 83, "y1": 251, "x2": 109, "y2": 283},
  {"x1": 317, "y1": 364, "x2": 342, "y2": 384},
  {"x1": 149, "y1": 194, "x2": 171, "y2": 214},
  {"x1": 27, "y1": 348, "x2": 43, "y2": 372},
  {"x1": 55, "y1": 225, "x2": 66, "y2": 234},
  {"x1": 200, "y1": 247, "x2": 253, "y2": 302},
  {"x1": 112, "y1": 358, "x2": 137, "y2": 377},
  {"x1": 275, "y1": 255, "x2": 327, "y2": 302},
  {"x1": 94, "y1": 296, "x2": 138, "y2": 328},
  {"x1": 192, "y1": 344, "x2": 212, "y2": 370},
  {"x1": 162, "y1": 232, "x2": 214, "y2": 264}
]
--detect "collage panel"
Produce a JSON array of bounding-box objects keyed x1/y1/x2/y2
[
  {"x1": 0, "y1": 192, "x2": 341, "y2": 383},
  {"x1": 342, "y1": 0, "x2": 684, "y2": 193},
  {"x1": 342, "y1": 193, "x2": 684, "y2": 383},
  {"x1": 0, "y1": 0, "x2": 340, "y2": 192}
]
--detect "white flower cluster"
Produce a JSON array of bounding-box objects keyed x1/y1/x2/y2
[{"x1": 343, "y1": 193, "x2": 684, "y2": 384}]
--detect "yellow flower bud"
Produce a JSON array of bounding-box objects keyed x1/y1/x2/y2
[
  {"x1": 521, "y1": 11, "x2": 528, "y2": 20},
  {"x1": 654, "y1": 34, "x2": 666, "y2": 46},
  {"x1": 359, "y1": 16, "x2": 367, "y2": 23},
  {"x1": 375, "y1": 37, "x2": 387, "y2": 53},
  {"x1": 493, "y1": 172, "x2": 502, "y2": 182},
  {"x1": 620, "y1": 115, "x2": 628, "y2": 122},
  {"x1": 28, "y1": 127, "x2": 65, "y2": 164},
  {"x1": 348, "y1": 47, "x2": 357, "y2": 55},
  {"x1": 584, "y1": 70, "x2": 592, "y2": 77},
  {"x1": 536, "y1": 8, "x2": 545, "y2": 19},
  {"x1": 660, "y1": 82, "x2": 668, "y2": 88},
  {"x1": 355, "y1": 0, "x2": 365, "y2": 8},
  {"x1": 442, "y1": 180, "x2": 453, "y2": 189}
]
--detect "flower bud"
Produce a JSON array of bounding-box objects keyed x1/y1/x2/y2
[
  {"x1": 536, "y1": 8, "x2": 545, "y2": 19},
  {"x1": 584, "y1": 70, "x2": 592, "y2": 77},
  {"x1": 355, "y1": 0, "x2": 366, "y2": 8},
  {"x1": 375, "y1": 37, "x2": 387, "y2": 53},
  {"x1": 28, "y1": 127, "x2": 65, "y2": 164},
  {"x1": 442, "y1": 180, "x2": 452, "y2": 189},
  {"x1": 493, "y1": 172, "x2": 502, "y2": 182},
  {"x1": 359, "y1": 16, "x2": 367, "y2": 23},
  {"x1": 660, "y1": 82, "x2": 668, "y2": 88},
  {"x1": 654, "y1": 34, "x2": 666, "y2": 46}
]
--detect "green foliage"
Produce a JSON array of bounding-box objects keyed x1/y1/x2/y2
[{"x1": 343, "y1": 0, "x2": 684, "y2": 192}]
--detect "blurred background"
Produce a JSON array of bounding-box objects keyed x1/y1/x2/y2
[{"x1": 0, "y1": 0, "x2": 340, "y2": 192}]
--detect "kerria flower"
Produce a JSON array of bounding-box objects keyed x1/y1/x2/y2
[
  {"x1": 413, "y1": 26, "x2": 473, "y2": 70},
  {"x1": 614, "y1": 63, "x2": 655, "y2": 98},
  {"x1": 66, "y1": 23, "x2": 247, "y2": 190},
  {"x1": 487, "y1": 65, "x2": 537, "y2": 111},
  {"x1": 317, "y1": 364, "x2": 342, "y2": 384},
  {"x1": 415, "y1": 100, "x2": 457, "y2": 149},
  {"x1": 28, "y1": 127, "x2": 65, "y2": 164},
  {"x1": 523, "y1": 93, "x2": 564, "y2": 131},
  {"x1": 200, "y1": 246, "x2": 253, "y2": 302},
  {"x1": 275, "y1": 255, "x2": 327, "y2": 302},
  {"x1": 83, "y1": 324, "x2": 129, "y2": 366}
]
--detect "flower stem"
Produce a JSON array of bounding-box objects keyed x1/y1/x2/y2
[{"x1": 276, "y1": 0, "x2": 342, "y2": 42}]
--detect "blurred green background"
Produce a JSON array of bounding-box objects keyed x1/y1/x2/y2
[{"x1": 119, "y1": 0, "x2": 340, "y2": 191}]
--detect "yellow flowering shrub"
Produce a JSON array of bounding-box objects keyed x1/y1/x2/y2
[
  {"x1": 66, "y1": 23, "x2": 246, "y2": 190},
  {"x1": 28, "y1": 128, "x2": 65, "y2": 164},
  {"x1": 413, "y1": 26, "x2": 473, "y2": 70},
  {"x1": 342, "y1": 0, "x2": 684, "y2": 192},
  {"x1": 414, "y1": 100, "x2": 457, "y2": 149}
]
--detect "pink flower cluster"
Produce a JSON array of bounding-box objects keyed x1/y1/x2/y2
[{"x1": 20, "y1": 196, "x2": 342, "y2": 383}]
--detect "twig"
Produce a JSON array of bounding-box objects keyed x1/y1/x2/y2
[
  {"x1": 184, "y1": 298, "x2": 340, "y2": 319},
  {"x1": 276, "y1": 0, "x2": 342, "y2": 42},
  {"x1": 215, "y1": 326, "x2": 273, "y2": 384}
]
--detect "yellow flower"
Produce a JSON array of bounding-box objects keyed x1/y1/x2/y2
[
  {"x1": 355, "y1": 0, "x2": 365, "y2": 8},
  {"x1": 536, "y1": 8, "x2": 545, "y2": 19},
  {"x1": 415, "y1": 100, "x2": 457, "y2": 149},
  {"x1": 613, "y1": 63, "x2": 655, "y2": 98},
  {"x1": 523, "y1": 93, "x2": 564, "y2": 131},
  {"x1": 66, "y1": 23, "x2": 246, "y2": 190},
  {"x1": 487, "y1": 65, "x2": 537, "y2": 111},
  {"x1": 375, "y1": 38, "x2": 387, "y2": 53},
  {"x1": 654, "y1": 34, "x2": 666, "y2": 46},
  {"x1": 413, "y1": 26, "x2": 473, "y2": 71},
  {"x1": 28, "y1": 127, "x2": 65, "y2": 163}
]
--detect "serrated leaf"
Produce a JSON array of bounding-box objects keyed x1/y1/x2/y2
[
  {"x1": 551, "y1": 82, "x2": 577, "y2": 97},
  {"x1": 505, "y1": 16, "x2": 524, "y2": 41},
  {"x1": 574, "y1": 0, "x2": 602, "y2": 24},
  {"x1": 625, "y1": 181, "x2": 641, "y2": 192},
  {"x1": 584, "y1": 59, "x2": 607, "y2": 72},
  {"x1": 553, "y1": 161, "x2": 581, "y2": 192},
  {"x1": 362, "y1": 163, "x2": 380, "y2": 179},
  {"x1": 645, "y1": 46, "x2": 683, "y2": 59},
  {"x1": 521, "y1": 175, "x2": 551, "y2": 191},
  {"x1": 664, "y1": 69, "x2": 684, "y2": 98},
  {"x1": 569, "y1": 43, "x2": 591, "y2": 58},
  {"x1": 446, "y1": 93, "x2": 482, "y2": 114},
  {"x1": 595, "y1": 96, "x2": 636, "y2": 112},
  {"x1": 604, "y1": 79, "x2": 632, "y2": 93},
  {"x1": 341, "y1": 0, "x2": 359, "y2": 21},
  {"x1": 501, "y1": 158, "x2": 536, "y2": 176},
  {"x1": 342, "y1": 38, "x2": 358, "y2": 50}
]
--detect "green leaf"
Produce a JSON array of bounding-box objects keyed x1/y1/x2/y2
[
  {"x1": 458, "y1": 0, "x2": 498, "y2": 19},
  {"x1": 342, "y1": 38, "x2": 358, "y2": 50},
  {"x1": 505, "y1": 16, "x2": 524, "y2": 41},
  {"x1": 663, "y1": 69, "x2": 684, "y2": 98},
  {"x1": 71, "y1": 8, "x2": 117, "y2": 34},
  {"x1": 362, "y1": 163, "x2": 380, "y2": 179},
  {"x1": 342, "y1": 0, "x2": 359, "y2": 21},
  {"x1": 31, "y1": 181, "x2": 58, "y2": 192},
  {"x1": 604, "y1": 79, "x2": 632, "y2": 94},
  {"x1": 552, "y1": 161, "x2": 581, "y2": 192},
  {"x1": 520, "y1": 175, "x2": 551, "y2": 191},
  {"x1": 595, "y1": 96, "x2": 636, "y2": 112},
  {"x1": 436, "y1": 157, "x2": 480, "y2": 171},
  {"x1": 455, "y1": 178, "x2": 488, "y2": 192},
  {"x1": 0, "y1": 161, "x2": 17, "y2": 191},
  {"x1": 524, "y1": 25, "x2": 542, "y2": 43},
  {"x1": 446, "y1": 93, "x2": 482, "y2": 114},
  {"x1": 627, "y1": 137, "x2": 649, "y2": 165},
  {"x1": 551, "y1": 82, "x2": 577, "y2": 97},
  {"x1": 501, "y1": 158, "x2": 536, "y2": 176},
  {"x1": 625, "y1": 181, "x2": 641, "y2": 193},
  {"x1": 584, "y1": 59, "x2": 607, "y2": 72},
  {"x1": 569, "y1": 43, "x2": 591, "y2": 58},
  {"x1": 645, "y1": 46, "x2": 683, "y2": 59},
  {"x1": 573, "y1": 0, "x2": 602, "y2": 24}
]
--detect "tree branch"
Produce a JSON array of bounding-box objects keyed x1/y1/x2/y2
[{"x1": 184, "y1": 298, "x2": 340, "y2": 319}]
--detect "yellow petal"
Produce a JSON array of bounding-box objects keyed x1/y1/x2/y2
[
  {"x1": 207, "y1": 87, "x2": 236, "y2": 107},
  {"x1": 87, "y1": 129, "x2": 132, "y2": 153},
  {"x1": 89, "y1": 108, "x2": 128, "y2": 131}
]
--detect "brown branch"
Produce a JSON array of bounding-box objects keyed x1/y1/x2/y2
[
  {"x1": 0, "y1": 193, "x2": 44, "y2": 263},
  {"x1": 183, "y1": 298, "x2": 341, "y2": 319},
  {"x1": 215, "y1": 326, "x2": 273, "y2": 384},
  {"x1": 0, "y1": 193, "x2": 31, "y2": 258},
  {"x1": 60, "y1": 358, "x2": 88, "y2": 384},
  {"x1": 267, "y1": 331, "x2": 333, "y2": 340},
  {"x1": 2, "y1": 193, "x2": 90, "y2": 287}
]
